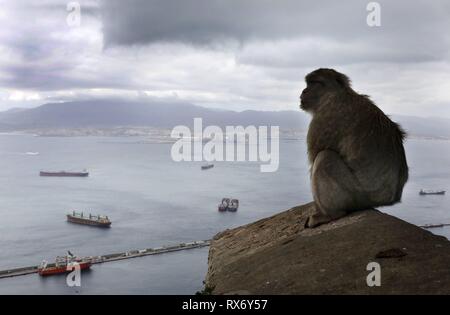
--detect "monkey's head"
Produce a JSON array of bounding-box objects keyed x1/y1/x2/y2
[{"x1": 300, "y1": 68, "x2": 352, "y2": 112}]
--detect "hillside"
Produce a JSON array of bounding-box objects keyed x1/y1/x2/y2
[
  {"x1": 0, "y1": 100, "x2": 309, "y2": 130},
  {"x1": 0, "y1": 100, "x2": 449, "y2": 139}
]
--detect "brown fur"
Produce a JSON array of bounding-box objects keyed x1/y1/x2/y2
[{"x1": 300, "y1": 68, "x2": 408, "y2": 227}]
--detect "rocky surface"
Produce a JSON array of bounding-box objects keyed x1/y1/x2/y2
[{"x1": 205, "y1": 202, "x2": 450, "y2": 294}]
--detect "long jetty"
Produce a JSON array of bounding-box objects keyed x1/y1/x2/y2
[
  {"x1": 420, "y1": 223, "x2": 450, "y2": 229},
  {"x1": 0, "y1": 240, "x2": 210, "y2": 279}
]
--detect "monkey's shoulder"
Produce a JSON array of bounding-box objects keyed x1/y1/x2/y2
[{"x1": 308, "y1": 98, "x2": 404, "y2": 161}]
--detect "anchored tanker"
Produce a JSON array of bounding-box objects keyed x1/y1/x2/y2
[
  {"x1": 39, "y1": 170, "x2": 89, "y2": 177},
  {"x1": 419, "y1": 189, "x2": 446, "y2": 195},
  {"x1": 67, "y1": 211, "x2": 111, "y2": 227}
]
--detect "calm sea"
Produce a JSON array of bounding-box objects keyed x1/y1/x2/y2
[{"x1": 0, "y1": 134, "x2": 449, "y2": 294}]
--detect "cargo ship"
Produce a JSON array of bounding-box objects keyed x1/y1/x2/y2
[
  {"x1": 419, "y1": 189, "x2": 446, "y2": 195},
  {"x1": 67, "y1": 211, "x2": 111, "y2": 227},
  {"x1": 40, "y1": 170, "x2": 89, "y2": 177},
  {"x1": 38, "y1": 254, "x2": 91, "y2": 276}
]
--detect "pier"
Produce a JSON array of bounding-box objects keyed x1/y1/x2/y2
[
  {"x1": 420, "y1": 223, "x2": 450, "y2": 229},
  {"x1": 0, "y1": 240, "x2": 210, "y2": 279}
]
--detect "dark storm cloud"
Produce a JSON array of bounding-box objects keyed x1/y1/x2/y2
[
  {"x1": 101, "y1": 0, "x2": 450, "y2": 65},
  {"x1": 101, "y1": 0, "x2": 360, "y2": 46}
]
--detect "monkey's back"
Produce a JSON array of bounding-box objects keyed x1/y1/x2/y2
[{"x1": 308, "y1": 92, "x2": 408, "y2": 203}]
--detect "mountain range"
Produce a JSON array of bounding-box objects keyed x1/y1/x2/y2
[{"x1": 0, "y1": 99, "x2": 448, "y2": 139}]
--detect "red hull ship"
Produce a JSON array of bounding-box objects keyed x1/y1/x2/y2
[{"x1": 38, "y1": 255, "x2": 92, "y2": 276}]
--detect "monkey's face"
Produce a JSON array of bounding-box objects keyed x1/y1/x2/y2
[
  {"x1": 300, "y1": 80, "x2": 325, "y2": 112},
  {"x1": 300, "y1": 68, "x2": 350, "y2": 112}
]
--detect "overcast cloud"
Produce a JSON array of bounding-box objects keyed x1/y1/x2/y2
[{"x1": 0, "y1": 0, "x2": 450, "y2": 117}]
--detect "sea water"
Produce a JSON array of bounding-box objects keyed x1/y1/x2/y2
[{"x1": 0, "y1": 134, "x2": 448, "y2": 294}]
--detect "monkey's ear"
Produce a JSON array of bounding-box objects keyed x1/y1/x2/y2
[{"x1": 335, "y1": 73, "x2": 351, "y2": 88}]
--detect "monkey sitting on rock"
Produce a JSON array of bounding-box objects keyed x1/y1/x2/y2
[{"x1": 300, "y1": 68, "x2": 408, "y2": 228}]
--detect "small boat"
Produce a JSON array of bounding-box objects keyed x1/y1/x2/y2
[
  {"x1": 218, "y1": 198, "x2": 239, "y2": 212},
  {"x1": 26, "y1": 152, "x2": 39, "y2": 156},
  {"x1": 419, "y1": 189, "x2": 446, "y2": 195},
  {"x1": 228, "y1": 199, "x2": 239, "y2": 212},
  {"x1": 40, "y1": 170, "x2": 89, "y2": 177},
  {"x1": 201, "y1": 164, "x2": 214, "y2": 170},
  {"x1": 67, "y1": 211, "x2": 111, "y2": 227},
  {"x1": 38, "y1": 254, "x2": 91, "y2": 276},
  {"x1": 218, "y1": 198, "x2": 230, "y2": 212}
]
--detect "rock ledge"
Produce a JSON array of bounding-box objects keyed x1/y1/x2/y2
[{"x1": 205, "y1": 202, "x2": 450, "y2": 294}]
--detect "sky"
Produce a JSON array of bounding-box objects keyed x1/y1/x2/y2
[{"x1": 0, "y1": 0, "x2": 450, "y2": 117}]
